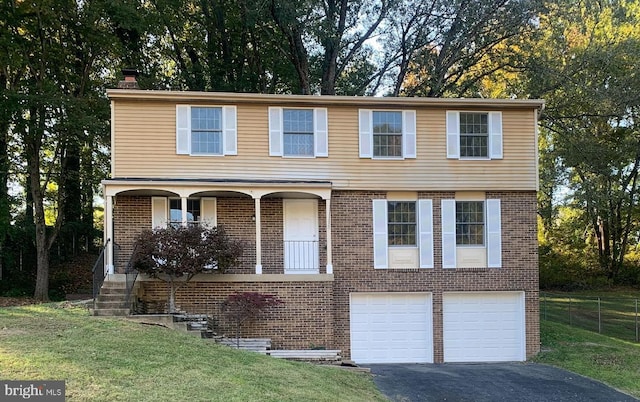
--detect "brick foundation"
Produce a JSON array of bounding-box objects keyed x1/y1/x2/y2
[{"x1": 137, "y1": 279, "x2": 334, "y2": 350}]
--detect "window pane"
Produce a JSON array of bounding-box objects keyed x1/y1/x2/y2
[
  {"x1": 283, "y1": 109, "x2": 313, "y2": 133},
  {"x1": 191, "y1": 107, "x2": 222, "y2": 155},
  {"x1": 388, "y1": 201, "x2": 416, "y2": 246},
  {"x1": 373, "y1": 111, "x2": 402, "y2": 157},
  {"x1": 169, "y1": 199, "x2": 181, "y2": 227},
  {"x1": 459, "y1": 113, "x2": 488, "y2": 158},
  {"x1": 283, "y1": 109, "x2": 314, "y2": 156},
  {"x1": 284, "y1": 133, "x2": 314, "y2": 156},
  {"x1": 191, "y1": 131, "x2": 222, "y2": 154},
  {"x1": 169, "y1": 199, "x2": 202, "y2": 226},
  {"x1": 456, "y1": 201, "x2": 484, "y2": 245},
  {"x1": 187, "y1": 199, "x2": 200, "y2": 223}
]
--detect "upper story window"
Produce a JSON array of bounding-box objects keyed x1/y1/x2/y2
[
  {"x1": 455, "y1": 201, "x2": 484, "y2": 245},
  {"x1": 388, "y1": 201, "x2": 416, "y2": 246},
  {"x1": 459, "y1": 113, "x2": 488, "y2": 158},
  {"x1": 191, "y1": 107, "x2": 222, "y2": 155},
  {"x1": 373, "y1": 111, "x2": 403, "y2": 157},
  {"x1": 446, "y1": 111, "x2": 502, "y2": 160},
  {"x1": 283, "y1": 109, "x2": 314, "y2": 156},
  {"x1": 269, "y1": 107, "x2": 328, "y2": 158},
  {"x1": 359, "y1": 109, "x2": 416, "y2": 159},
  {"x1": 176, "y1": 105, "x2": 237, "y2": 156}
]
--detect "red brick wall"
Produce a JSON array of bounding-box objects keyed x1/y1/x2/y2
[
  {"x1": 138, "y1": 280, "x2": 334, "y2": 350},
  {"x1": 330, "y1": 190, "x2": 539, "y2": 362},
  {"x1": 216, "y1": 197, "x2": 256, "y2": 274},
  {"x1": 113, "y1": 196, "x2": 151, "y2": 272}
]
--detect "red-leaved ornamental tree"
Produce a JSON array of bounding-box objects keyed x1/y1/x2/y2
[
  {"x1": 132, "y1": 225, "x2": 243, "y2": 313},
  {"x1": 221, "y1": 292, "x2": 284, "y2": 346}
]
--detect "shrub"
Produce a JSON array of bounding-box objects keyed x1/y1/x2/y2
[
  {"x1": 132, "y1": 225, "x2": 243, "y2": 313},
  {"x1": 221, "y1": 292, "x2": 284, "y2": 346}
]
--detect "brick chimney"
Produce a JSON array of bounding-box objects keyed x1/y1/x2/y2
[{"x1": 117, "y1": 68, "x2": 140, "y2": 89}]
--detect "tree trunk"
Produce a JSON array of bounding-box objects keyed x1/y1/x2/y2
[
  {"x1": 28, "y1": 106, "x2": 63, "y2": 301},
  {"x1": 168, "y1": 279, "x2": 177, "y2": 313},
  {"x1": 31, "y1": 150, "x2": 51, "y2": 301}
]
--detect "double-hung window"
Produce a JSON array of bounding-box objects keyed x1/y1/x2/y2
[
  {"x1": 459, "y1": 113, "x2": 488, "y2": 158},
  {"x1": 269, "y1": 107, "x2": 328, "y2": 157},
  {"x1": 169, "y1": 199, "x2": 201, "y2": 228},
  {"x1": 191, "y1": 107, "x2": 222, "y2": 155},
  {"x1": 176, "y1": 105, "x2": 237, "y2": 156},
  {"x1": 372, "y1": 199, "x2": 433, "y2": 269},
  {"x1": 388, "y1": 201, "x2": 416, "y2": 246},
  {"x1": 373, "y1": 111, "x2": 403, "y2": 158},
  {"x1": 446, "y1": 111, "x2": 502, "y2": 159},
  {"x1": 152, "y1": 197, "x2": 217, "y2": 229},
  {"x1": 455, "y1": 201, "x2": 485, "y2": 245},
  {"x1": 441, "y1": 198, "x2": 502, "y2": 268},
  {"x1": 283, "y1": 109, "x2": 314, "y2": 156},
  {"x1": 359, "y1": 109, "x2": 416, "y2": 159}
]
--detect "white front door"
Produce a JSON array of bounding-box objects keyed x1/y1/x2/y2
[{"x1": 283, "y1": 199, "x2": 319, "y2": 273}]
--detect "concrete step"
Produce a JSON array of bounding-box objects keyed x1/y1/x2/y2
[
  {"x1": 97, "y1": 293, "x2": 127, "y2": 301},
  {"x1": 187, "y1": 321, "x2": 208, "y2": 331},
  {"x1": 94, "y1": 300, "x2": 128, "y2": 309},
  {"x1": 100, "y1": 282, "x2": 127, "y2": 292},
  {"x1": 99, "y1": 286, "x2": 127, "y2": 294},
  {"x1": 93, "y1": 308, "x2": 130, "y2": 316}
]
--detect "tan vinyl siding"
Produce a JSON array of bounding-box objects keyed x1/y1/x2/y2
[{"x1": 112, "y1": 100, "x2": 538, "y2": 191}]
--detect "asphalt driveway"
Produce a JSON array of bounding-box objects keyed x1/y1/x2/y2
[{"x1": 367, "y1": 363, "x2": 638, "y2": 402}]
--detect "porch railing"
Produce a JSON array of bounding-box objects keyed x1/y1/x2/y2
[
  {"x1": 284, "y1": 240, "x2": 319, "y2": 272},
  {"x1": 124, "y1": 244, "x2": 139, "y2": 309},
  {"x1": 92, "y1": 239, "x2": 111, "y2": 300}
]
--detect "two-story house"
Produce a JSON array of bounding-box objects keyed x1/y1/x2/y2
[{"x1": 100, "y1": 76, "x2": 543, "y2": 364}]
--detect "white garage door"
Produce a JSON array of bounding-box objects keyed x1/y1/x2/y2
[
  {"x1": 443, "y1": 291, "x2": 525, "y2": 362},
  {"x1": 350, "y1": 292, "x2": 433, "y2": 364}
]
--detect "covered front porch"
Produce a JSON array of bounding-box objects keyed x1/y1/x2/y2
[{"x1": 102, "y1": 179, "x2": 334, "y2": 278}]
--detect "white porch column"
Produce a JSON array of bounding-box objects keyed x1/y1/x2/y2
[
  {"x1": 105, "y1": 195, "x2": 114, "y2": 275},
  {"x1": 325, "y1": 198, "x2": 333, "y2": 274},
  {"x1": 181, "y1": 197, "x2": 188, "y2": 226},
  {"x1": 254, "y1": 197, "x2": 262, "y2": 274}
]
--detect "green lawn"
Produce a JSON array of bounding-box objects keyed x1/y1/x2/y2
[
  {"x1": 534, "y1": 320, "x2": 640, "y2": 398},
  {"x1": 0, "y1": 303, "x2": 386, "y2": 402}
]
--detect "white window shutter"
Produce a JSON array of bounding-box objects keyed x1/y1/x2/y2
[
  {"x1": 441, "y1": 199, "x2": 457, "y2": 268},
  {"x1": 223, "y1": 106, "x2": 237, "y2": 155},
  {"x1": 151, "y1": 197, "x2": 168, "y2": 229},
  {"x1": 486, "y1": 199, "x2": 502, "y2": 268},
  {"x1": 201, "y1": 197, "x2": 217, "y2": 228},
  {"x1": 269, "y1": 107, "x2": 283, "y2": 156},
  {"x1": 314, "y1": 108, "x2": 328, "y2": 157},
  {"x1": 372, "y1": 200, "x2": 388, "y2": 269},
  {"x1": 446, "y1": 111, "x2": 459, "y2": 159},
  {"x1": 403, "y1": 110, "x2": 417, "y2": 159},
  {"x1": 176, "y1": 105, "x2": 190, "y2": 155},
  {"x1": 489, "y1": 111, "x2": 503, "y2": 159},
  {"x1": 359, "y1": 109, "x2": 372, "y2": 158},
  {"x1": 418, "y1": 199, "x2": 434, "y2": 268}
]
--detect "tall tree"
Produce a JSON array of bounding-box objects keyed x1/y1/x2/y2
[
  {"x1": 519, "y1": 0, "x2": 640, "y2": 280},
  {"x1": 3, "y1": 0, "x2": 117, "y2": 300},
  {"x1": 270, "y1": 0, "x2": 391, "y2": 94},
  {"x1": 380, "y1": 0, "x2": 541, "y2": 97}
]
